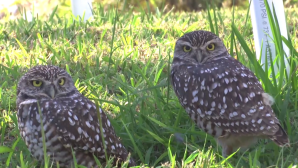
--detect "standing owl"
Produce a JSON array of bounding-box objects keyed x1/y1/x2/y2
[
  {"x1": 171, "y1": 30, "x2": 289, "y2": 157},
  {"x1": 16, "y1": 65, "x2": 135, "y2": 167}
]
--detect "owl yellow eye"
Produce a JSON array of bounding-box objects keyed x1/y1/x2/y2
[
  {"x1": 206, "y1": 43, "x2": 215, "y2": 51},
  {"x1": 58, "y1": 78, "x2": 65, "y2": 86},
  {"x1": 32, "y1": 80, "x2": 42, "y2": 87},
  {"x1": 183, "y1": 46, "x2": 192, "y2": 52}
]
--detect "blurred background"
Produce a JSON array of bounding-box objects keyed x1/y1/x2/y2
[{"x1": 0, "y1": 0, "x2": 297, "y2": 20}]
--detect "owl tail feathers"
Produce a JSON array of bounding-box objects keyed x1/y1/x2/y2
[{"x1": 270, "y1": 124, "x2": 290, "y2": 147}]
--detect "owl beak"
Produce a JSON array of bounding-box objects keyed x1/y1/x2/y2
[
  {"x1": 45, "y1": 85, "x2": 55, "y2": 99},
  {"x1": 194, "y1": 50, "x2": 202, "y2": 63}
]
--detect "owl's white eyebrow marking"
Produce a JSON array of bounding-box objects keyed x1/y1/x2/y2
[
  {"x1": 178, "y1": 41, "x2": 192, "y2": 46},
  {"x1": 201, "y1": 39, "x2": 220, "y2": 48}
]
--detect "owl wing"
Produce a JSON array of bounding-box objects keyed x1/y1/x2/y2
[
  {"x1": 172, "y1": 57, "x2": 282, "y2": 137},
  {"x1": 44, "y1": 97, "x2": 133, "y2": 165}
]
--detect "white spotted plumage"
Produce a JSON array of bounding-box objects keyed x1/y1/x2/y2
[
  {"x1": 17, "y1": 65, "x2": 135, "y2": 167},
  {"x1": 171, "y1": 30, "x2": 290, "y2": 157}
]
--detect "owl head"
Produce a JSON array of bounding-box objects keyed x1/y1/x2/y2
[
  {"x1": 173, "y1": 30, "x2": 229, "y2": 65},
  {"x1": 17, "y1": 65, "x2": 77, "y2": 107}
]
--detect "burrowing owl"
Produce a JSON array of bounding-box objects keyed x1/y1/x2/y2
[
  {"x1": 171, "y1": 30, "x2": 289, "y2": 157},
  {"x1": 16, "y1": 65, "x2": 135, "y2": 167}
]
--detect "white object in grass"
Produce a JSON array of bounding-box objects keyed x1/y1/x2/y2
[
  {"x1": 71, "y1": 0, "x2": 93, "y2": 21},
  {"x1": 23, "y1": 11, "x2": 33, "y2": 22},
  {"x1": 250, "y1": 0, "x2": 289, "y2": 77}
]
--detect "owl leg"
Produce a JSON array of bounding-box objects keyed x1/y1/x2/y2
[
  {"x1": 216, "y1": 136, "x2": 234, "y2": 158},
  {"x1": 221, "y1": 145, "x2": 233, "y2": 158}
]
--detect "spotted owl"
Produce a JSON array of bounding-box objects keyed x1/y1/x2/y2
[
  {"x1": 16, "y1": 65, "x2": 135, "y2": 167},
  {"x1": 171, "y1": 30, "x2": 290, "y2": 157}
]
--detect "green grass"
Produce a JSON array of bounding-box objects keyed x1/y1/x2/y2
[{"x1": 1, "y1": 1, "x2": 298, "y2": 168}]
